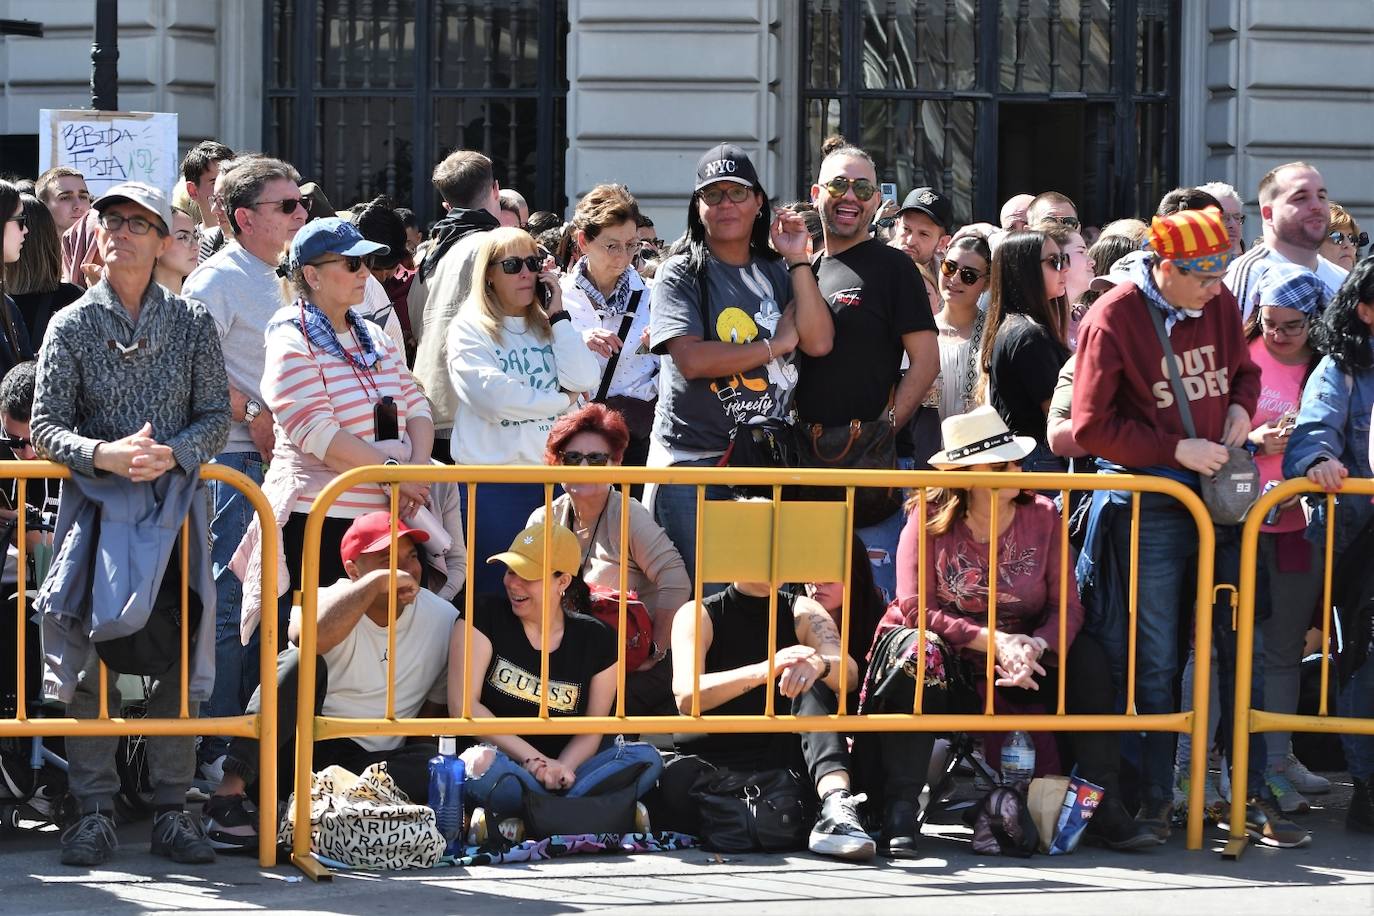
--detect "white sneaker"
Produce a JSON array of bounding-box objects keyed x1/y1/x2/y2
[{"x1": 1284, "y1": 753, "x2": 1331, "y2": 794}]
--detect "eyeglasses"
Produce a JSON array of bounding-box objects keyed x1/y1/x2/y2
[
  {"x1": 496, "y1": 255, "x2": 543, "y2": 275},
  {"x1": 173, "y1": 229, "x2": 200, "y2": 247},
  {"x1": 822, "y1": 176, "x2": 878, "y2": 201},
  {"x1": 9, "y1": 213, "x2": 26, "y2": 229},
  {"x1": 1176, "y1": 267, "x2": 1225, "y2": 288},
  {"x1": 1042, "y1": 215, "x2": 1080, "y2": 229},
  {"x1": 699, "y1": 185, "x2": 753, "y2": 207},
  {"x1": 312, "y1": 255, "x2": 367, "y2": 273},
  {"x1": 0, "y1": 434, "x2": 32, "y2": 452},
  {"x1": 1224, "y1": 212, "x2": 1247, "y2": 225},
  {"x1": 252, "y1": 197, "x2": 306, "y2": 215},
  {"x1": 939, "y1": 259, "x2": 986, "y2": 285},
  {"x1": 643, "y1": 238, "x2": 665, "y2": 249},
  {"x1": 560, "y1": 450, "x2": 611, "y2": 466},
  {"x1": 97, "y1": 212, "x2": 164, "y2": 236},
  {"x1": 1042, "y1": 253, "x2": 1070, "y2": 271},
  {"x1": 594, "y1": 238, "x2": 641, "y2": 258},
  {"x1": 1260, "y1": 317, "x2": 1309, "y2": 338},
  {"x1": 1329, "y1": 230, "x2": 1369, "y2": 248}
]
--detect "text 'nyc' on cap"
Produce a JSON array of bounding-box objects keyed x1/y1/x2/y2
[{"x1": 694, "y1": 142, "x2": 761, "y2": 193}]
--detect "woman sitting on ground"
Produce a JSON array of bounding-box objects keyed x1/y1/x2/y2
[
  {"x1": 886, "y1": 405, "x2": 1157, "y2": 851},
  {"x1": 447, "y1": 523, "x2": 663, "y2": 839},
  {"x1": 528, "y1": 403, "x2": 690, "y2": 715}
]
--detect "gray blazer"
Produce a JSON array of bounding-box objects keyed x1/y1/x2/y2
[{"x1": 37, "y1": 468, "x2": 216, "y2": 703}]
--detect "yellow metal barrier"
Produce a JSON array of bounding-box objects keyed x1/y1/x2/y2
[
  {"x1": 1224, "y1": 477, "x2": 1374, "y2": 860},
  {"x1": 291, "y1": 464, "x2": 1219, "y2": 878},
  {"x1": 0, "y1": 461, "x2": 279, "y2": 867}
]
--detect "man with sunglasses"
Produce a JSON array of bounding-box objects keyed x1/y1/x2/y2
[
  {"x1": 1025, "y1": 191, "x2": 1079, "y2": 231},
  {"x1": 1225, "y1": 162, "x2": 1348, "y2": 321},
  {"x1": 182, "y1": 156, "x2": 306, "y2": 786},
  {"x1": 796, "y1": 142, "x2": 939, "y2": 600},
  {"x1": 31, "y1": 180, "x2": 230, "y2": 867},
  {"x1": 1072, "y1": 206, "x2": 1308, "y2": 849}
]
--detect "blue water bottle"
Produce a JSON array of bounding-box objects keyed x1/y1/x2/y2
[{"x1": 428, "y1": 736, "x2": 465, "y2": 855}]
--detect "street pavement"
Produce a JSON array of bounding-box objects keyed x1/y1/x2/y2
[{"x1": 1, "y1": 775, "x2": 1370, "y2": 915}]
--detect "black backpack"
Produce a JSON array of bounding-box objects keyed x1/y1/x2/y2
[{"x1": 970, "y1": 785, "x2": 1039, "y2": 858}]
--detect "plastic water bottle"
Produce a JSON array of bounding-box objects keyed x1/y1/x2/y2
[
  {"x1": 1000, "y1": 731, "x2": 1036, "y2": 788},
  {"x1": 428, "y1": 737, "x2": 465, "y2": 855}
]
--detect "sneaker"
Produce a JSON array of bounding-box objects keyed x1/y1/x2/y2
[
  {"x1": 1348, "y1": 776, "x2": 1374, "y2": 834},
  {"x1": 878, "y1": 798, "x2": 920, "y2": 859},
  {"x1": 193, "y1": 755, "x2": 227, "y2": 797},
  {"x1": 60, "y1": 810, "x2": 118, "y2": 866},
  {"x1": 1284, "y1": 754, "x2": 1331, "y2": 794},
  {"x1": 150, "y1": 809, "x2": 217, "y2": 864},
  {"x1": 1135, "y1": 800, "x2": 1172, "y2": 843},
  {"x1": 1174, "y1": 770, "x2": 1228, "y2": 824},
  {"x1": 1264, "y1": 769, "x2": 1310, "y2": 815},
  {"x1": 203, "y1": 793, "x2": 258, "y2": 852},
  {"x1": 466, "y1": 806, "x2": 525, "y2": 847},
  {"x1": 1223, "y1": 796, "x2": 1311, "y2": 848},
  {"x1": 808, "y1": 790, "x2": 876, "y2": 861},
  {"x1": 633, "y1": 801, "x2": 652, "y2": 834},
  {"x1": 1087, "y1": 796, "x2": 1163, "y2": 851}
]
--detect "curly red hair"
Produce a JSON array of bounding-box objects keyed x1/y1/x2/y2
[{"x1": 544, "y1": 402, "x2": 631, "y2": 465}]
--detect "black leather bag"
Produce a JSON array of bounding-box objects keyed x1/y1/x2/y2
[
  {"x1": 794, "y1": 415, "x2": 901, "y2": 528},
  {"x1": 689, "y1": 767, "x2": 812, "y2": 852},
  {"x1": 519, "y1": 761, "x2": 646, "y2": 839}
]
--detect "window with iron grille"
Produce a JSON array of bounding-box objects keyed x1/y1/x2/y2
[
  {"x1": 265, "y1": 0, "x2": 568, "y2": 229},
  {"x1": 801, "y1": 0, "x2": 1178, "y2": 228}
]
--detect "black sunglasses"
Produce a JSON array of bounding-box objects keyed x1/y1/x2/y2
[
  {"x1": 10, "y1": 213, "x2": 26, "y2": 229},
  {"x1": 497, "y1": 255, "x2": 543, "y2": 275},
  {"x1": 1330, "y1": 230, "x2": 1369, "y2": 248},
  {"x1": 940, "y1": 259, "x2": 986, "y2": 285},
  {"x1": 561, "y1": 450, "x2": 611, "y2": 466},
  {"x1": 312, "y1": 255, "x2": 367, "y2": 273},
  {"x1": 253, "y1": 197, "x2": 306, "y2": 215},
  {"x1": 822, "y1": 176, "x2": 878, "y2": 201},
  {"x1": 1042, "y1": 215, "x2": 1081, "y2": 229},
  {"x1": 1, "y1": 435, "x2": 31, "y2": 451}
]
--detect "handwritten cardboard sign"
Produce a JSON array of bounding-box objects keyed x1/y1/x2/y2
[{"x1": 38, "y1": 109, "x2": 179, "y2": 197}]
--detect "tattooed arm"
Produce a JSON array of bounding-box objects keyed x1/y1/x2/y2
[{"x1": 791, "y1": 594, "x2": 859, "y2": 694}]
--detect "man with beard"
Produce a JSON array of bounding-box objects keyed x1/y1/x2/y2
[
  {"x1": 888, "y1": 187, "x2": 953, "y2": 311},
  {"x1": 1225, "y1": 162, "x2": 1348, "y2": 320},
  {"x1": 796, "y1": 141, "x2": 939, "y2": 598}
]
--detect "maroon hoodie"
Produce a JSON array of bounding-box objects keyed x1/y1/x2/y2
[{"x1": 1071, "y1": 278, "x2": 1259, "y2": 470}]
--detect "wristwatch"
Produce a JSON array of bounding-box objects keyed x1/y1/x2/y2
[{"x1": 244, "y1": 398, "x2": 263, "y2": 423}]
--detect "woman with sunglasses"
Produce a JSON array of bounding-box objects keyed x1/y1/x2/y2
[
  {"x1": 233, "y1": 217, "x2": 433, "y2": 644},
  {"x1": 0, "y1": 181, "x2": 34, "y2": 383},
  {"x1": 1320, "y1": 202, "x2": 1365, "y2": 273},
  {"x1": 526, "y1": 402, "x2": 689, "y2": 714},
  {"x1": 560, "y1": 185, "x2": 658, "y2": 467},
  {"x1": 888, "y1": 406, "x2": 1158, "y2": 850},
  {"x1": 5, "y1": 192, "x2": 81, "y2": 350},
  {"x1": 152, "y1": 206, "x2": 201, "y2": 295},
  {"x1": 929, "y1": 235, "x2": 991, "y2": 421},
  {"x1": 447, "y1": 226, "x2": 601, "y2": 596},
  {"x1": 978, "y1": 229, "x2": 1072, "y2": 473}
]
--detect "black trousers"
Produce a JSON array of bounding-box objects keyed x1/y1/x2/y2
[{"x1": 225, "y1": 646, "x2": 437, "y2": 802}]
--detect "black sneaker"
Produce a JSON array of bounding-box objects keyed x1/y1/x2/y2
[
  {"x1": 204, "y1": 793, "x2": 259, "y2": 852},
  {"x1": 1087, "y1": 796, "x2": 1163, "y2": 851},
  {"x1": 151, "y1": 809, "x2": 217, "y2": 864},
  {"x1": 878, "y1": 798, "x2": 920, "y2": 859},
  {"x1": 60, "y1": 810, "x2": 118, "y2": 867},
  {"x1": 1220, "y1": 795, "x2": 1311, "y2": 849},
  {"x1": 1349, "y1": 776, "x2": 1374, "y2": 834},
  {"x1": 808, "y1": 790, "x2": 876, "y2": 861}
]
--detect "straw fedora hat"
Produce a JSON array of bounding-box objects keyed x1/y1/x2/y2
[{"x1": 928, "y1": 405, "x2": 1036, "y2": 469}]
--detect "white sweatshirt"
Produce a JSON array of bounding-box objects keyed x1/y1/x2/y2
[{"x1": 445, "y1": 311, "x2": 601, "y2": 465}]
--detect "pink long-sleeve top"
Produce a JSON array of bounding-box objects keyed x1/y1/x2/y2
[{"x1": 882, "y1": 494, "x2": 1084, "y2": 655}]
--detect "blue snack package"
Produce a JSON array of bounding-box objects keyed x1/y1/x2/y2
[{"x1": 1049, "y1": 768, "x2": 1104, "y2": 855}]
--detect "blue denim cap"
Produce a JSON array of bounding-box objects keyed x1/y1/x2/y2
[{"x1": 288, "y1": 217, "x2": 388, "y2": 271}]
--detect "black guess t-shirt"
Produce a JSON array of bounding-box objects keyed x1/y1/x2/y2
[
  {"x1": 795, "y1": 239, "x2": 935, "y2": 426},
  {"x1": 470, "y1": 595, "x2": 618, "y2": 757}
]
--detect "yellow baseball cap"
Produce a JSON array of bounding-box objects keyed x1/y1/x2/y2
[{"x1": 487, "y1": 523, "x2": 581, "y2": 580}]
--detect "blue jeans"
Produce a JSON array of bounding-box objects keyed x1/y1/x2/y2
[
  {"x1": 459, "y1": 482, "x2": 547, "y2": 596},
  {"x1": 1342, "y1": 656, "x2": 1374, "y2": 781},
  {"x1": 464, "y1": 738, "x2": 664, "y2": 816},
  {"x1": 200, "y1": 450, "x2": 266, "y2": 766},
  {"x1": 651, "y1": 458, "x2": 732, "y2": 593}
]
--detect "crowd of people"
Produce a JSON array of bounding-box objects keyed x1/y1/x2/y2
[{"x1": 0, "y1": 133, "x2": 1371, "y2": 872}]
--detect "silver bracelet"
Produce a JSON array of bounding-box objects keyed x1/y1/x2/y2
[{"x1": 763, "y1": 338, "x2": 774, "y2": 362}]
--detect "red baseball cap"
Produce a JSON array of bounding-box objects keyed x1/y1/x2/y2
[{"x1": 339, "y1": 511, "x2": 430, "y2": 565}]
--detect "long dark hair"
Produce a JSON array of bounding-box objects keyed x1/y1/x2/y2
[
  {"x1": 979, "y1": 229, "x2": 1068, "y2": 378},
  {"x1": 0, "y1": 180, "x2": 34, "y2": 364},
  {"x1": 1311, "y1": 255, "x2": 1374, "y2": 375},
  {"x1": 5, "y1": 193, "x2": 60, "y2": 295},
  {"x1": 683, "y1": 182, "x2": 778, "y2": 278}
]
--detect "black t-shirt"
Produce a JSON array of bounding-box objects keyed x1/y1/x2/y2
[
  {"x1": 988, "y1": 314, "x2": 1069, "y2": 445},
  {"x1": 673, "y1": 585, "x2": 801, "y2": 765},
  {"x1": 470, "y1": 594, "x2": 618, "y2": 757},
  {"x1": 796, "y1": 239, "x2": 935, "y2": 426}
]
